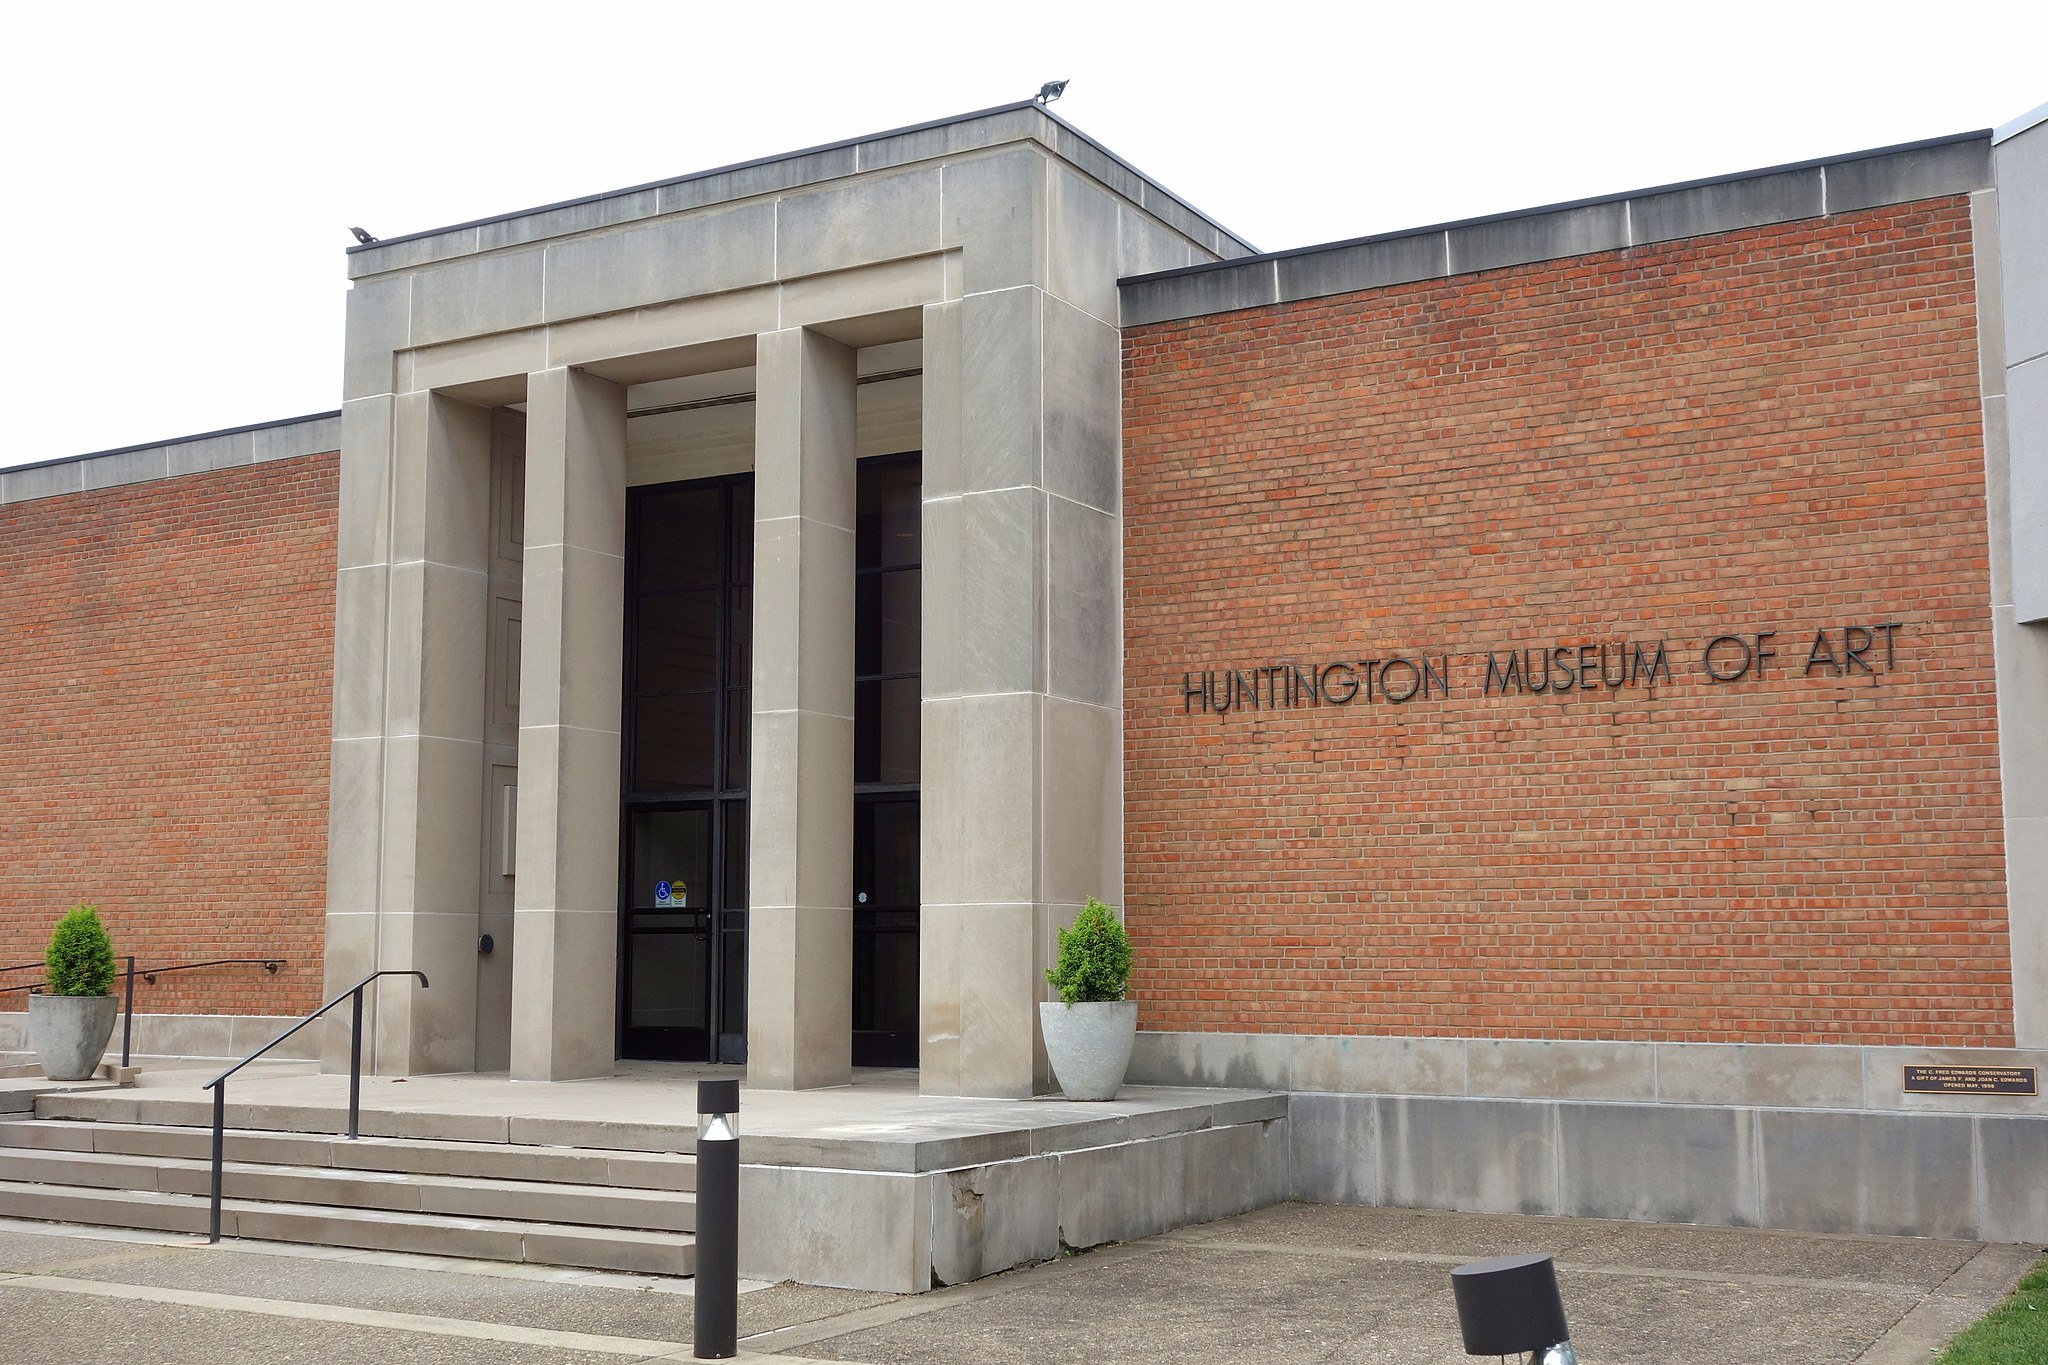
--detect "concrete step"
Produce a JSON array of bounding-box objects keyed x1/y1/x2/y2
[
  {"x1": 0, "y1": 1077, "x2": 120, "y2": 1116},
  {"x1": 0, "y1": 1146, "x2": 695, "y2": 1233},
  {"x1": 0, "y1": 1119, "x2": 696, "y2": 1192},
  {"x1": 4, "y1": 1061, "x2": 145, "y2": 1084},
  {"x1": 0, "y1": 1179, "x2": 696, "y2": 1276},
  {"x1": 36, "y1": 1089, "x2": 701, "y2": 1154}
]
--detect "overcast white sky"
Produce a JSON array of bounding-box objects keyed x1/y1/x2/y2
[{"x1": 2, "y1": 1, "x2": 2044, "y2": 468}]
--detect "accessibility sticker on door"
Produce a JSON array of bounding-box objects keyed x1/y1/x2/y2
[{"x1": 655, "y1": 880, "x2": 685, "y2": 908}]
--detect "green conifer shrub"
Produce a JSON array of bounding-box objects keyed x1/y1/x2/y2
[
  {"x1": 1045, "y1": 897, "x2": 1131, "y2": 1005},
  {"x1": 45, "y1": 904, "x2": 117, "y2": 997}
]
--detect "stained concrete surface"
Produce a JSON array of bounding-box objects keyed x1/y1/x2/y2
[
  {"x1": 0, "y1": 1282, "x2": 628, "y2": 1365},
  {"x1": 0, "y1": 1205, "x2": 2038, "y2": 1364},
  {"x1": 774, "y1": 1205, "x2": 2038, "y2": 1365},
  {"x1": 62, "y1": 1061, "x2": 1282, "y2": 1173},
  {"x1": 56, "y1": 1239, "x2": 889, "y2": 1340},
  {"x1": 792, "y1": 1243, "x2": 1914, "y2": 1364},
  {"x1": 1171, "y1": 1204, "x2": 1983, "y2": 1286}
]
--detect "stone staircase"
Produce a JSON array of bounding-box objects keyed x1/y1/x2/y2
[{"x1": 0, "y1": 1095, "x2": 698, "y2": 1276}]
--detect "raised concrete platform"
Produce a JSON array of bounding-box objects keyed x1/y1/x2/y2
[
  {"x1": 19, "y1": 1063, "x2": 1289, "y2": 1293},
  {"x1": 0, "y1": 1075, "x2": 121, "y2": 1115}
]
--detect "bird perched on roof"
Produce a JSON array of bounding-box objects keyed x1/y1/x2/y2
[
  {"x1": 348, "y1": 226, "x2": 378, "y2": 245},
  {"x1": 1037, "y1": 80, "x2": 1068, "y2": 105}
]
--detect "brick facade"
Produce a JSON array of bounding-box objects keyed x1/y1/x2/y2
[
  {"x1": 0, "y1": 200, "x2": 2015, "y2": 1050},
  {"x1": 1122, "y1": 198, "x2": 2013, "y2": 1046},
  {"x1": 0, "y1": 456, "x2": 337, "y2": 1017}
]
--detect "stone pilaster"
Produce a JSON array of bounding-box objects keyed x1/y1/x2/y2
[
  {"x1": 918, "y1": 278, "x2": 1125, "y2": 1099},
  {"x1": 323, "y1": 389, "x2": 492, "y2": 1075}
]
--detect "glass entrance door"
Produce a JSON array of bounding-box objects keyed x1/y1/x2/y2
[
  {"x1": 620, "y1": 456, "x2": 920, "y2": 1067},
  {"x1": 621, "y1": 806, "x2": 712, "y2": 1058},
  {"x1": 853, "y1": 793, "x2": 918, "y2": 1065},
  {"x1": 620, "y1": 476, "x2": 751, "y2": 1063},
  {"x1": 851, "y1": 454, "x2": 921, "y2": 1067}
]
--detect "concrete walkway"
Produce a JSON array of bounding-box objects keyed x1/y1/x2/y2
[
  {"x1": 0, "y1": 1204, "x2": 2037, "y2": 1363},
  {"x1": 64, "y1": 1060, "x2": 1281, "y2": 1169}
]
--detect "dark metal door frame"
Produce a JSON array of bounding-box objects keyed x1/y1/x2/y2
[
  {"x1": 618, "y1": 473, "x2": 752, "y2": 1064},
  {"x1": 617, "y1": 456, "x2": 924, "y2": 1068},
  {"x1": 851, "y1": 451, "x2": 923, "y2": 1069}
]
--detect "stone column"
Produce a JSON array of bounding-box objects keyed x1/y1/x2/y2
[
  {"x1": 747, "y1": 327, "x2": 858, "y2": 1090},
  {"x1": 510, "y1": 367, "x2": 628, "y2": 1082},
  {"x1": 323, "y1": 389, "x2": 492, "y2": 1075},
  {"x1": 918, "y1": 282, "x2": 1124, "y2": 1099}
]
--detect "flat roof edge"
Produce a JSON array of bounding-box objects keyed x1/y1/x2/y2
[
  {"x1": 1120, "y1": 129, "x2": 1993, "y2": 326},
  {"x1": 346, "y1": 101, "x2": 1039, "y2": 259},
  {"x1": 1995, "y1": 100, "x2": 2048, "y2": 143},
  {"x1": 346, "y1": 101, "x2": 1256, "y2": 274},
  {"x1": 1034, "y1": 105, "x2": 1257, "y2": 256},
  {"x1": 3, "y1": 411, "x2": 342, "y2": 507}
]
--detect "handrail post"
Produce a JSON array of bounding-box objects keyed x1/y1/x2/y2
[
  {"x1": 196, "y1": 970, "x2": 425, "y2": 1238},
  {"x1": 348, "y1": 987, "x2": 363, "y2": 1141},
  {"x1": 208, "y1": 1083, "x2": 225, "y2": 1243},
  {"x1": 120, "y1": 955, "x2": 135, "y2": 1070}
]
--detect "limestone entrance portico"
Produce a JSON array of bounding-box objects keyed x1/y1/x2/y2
[{"x1": 323, "y1": 104, "x2": 1254, "y2": 1096}]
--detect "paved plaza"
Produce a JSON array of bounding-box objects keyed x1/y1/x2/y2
[{"x1": 0, "y1": 1202, "x2": 2037, "y2": 1363}]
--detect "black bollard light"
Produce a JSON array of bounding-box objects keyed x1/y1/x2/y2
[
  {"x1": 693, "y1": 1078, "x2": 740, "y2": 1360},
  {"x1": 1450, "y1": 1252, "x2": 1578, "y2": 1363}
]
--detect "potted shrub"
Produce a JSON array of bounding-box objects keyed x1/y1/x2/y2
[
  {"x1": 1039, "y1": 897, "x2": 1137, "y2": 1101},
  {"x1": 29, "y1": 904, "x2": 120, "y2": 1081}
]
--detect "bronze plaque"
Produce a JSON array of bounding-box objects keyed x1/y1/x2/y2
[{"x1": 1902, "y1": 1065, "x2": 2038, "y2": 1097}]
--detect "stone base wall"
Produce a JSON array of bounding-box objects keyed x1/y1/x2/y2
[
  {"x1": 0, "y1": 1012, "x2": 321, "y2": 1063},
  {"x1": 1132, "y1": 1030, "x2": 2048, "y2": 1117},
  {"x1": 1290, "y1": 1092, "x2": 2046, "y2": 1244},
  {"x1": 1135, "y1": 1030, "x2": 2048, "y2": 1243},
  {"x1": 741, "y1": 1102, "x2": 1289, "y2": 1293}
]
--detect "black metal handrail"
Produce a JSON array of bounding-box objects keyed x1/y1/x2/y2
[
  {"x1": 2, "y1": 957, "x2": 290, "y2": 1070},
  {"x1": 142, "y1": 958, "x2": 282, "y2": 985},
  {"x1": 201, "y1": 969, "x2": 428, "y2": 1243},
  {"x1": 0, "y1": 957, "x2": 283, "y2": 994}
]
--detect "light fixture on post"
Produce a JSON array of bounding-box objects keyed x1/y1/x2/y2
[{"x1": 1450, "y1": 1252, "x2": 1579, "y2": 1364}]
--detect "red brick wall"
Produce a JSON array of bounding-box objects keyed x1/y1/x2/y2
[
  {"x1": 0, "y1": 456, "x2": 337, "y2": 1017},
  {"x1": 1122, "y1": 198, "x2": 2012, "y2": 1046}
]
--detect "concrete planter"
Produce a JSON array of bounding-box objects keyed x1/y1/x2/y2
[
  {"x1": 1040, "y1": 1000, "x2": 1138, "y2": 1101},
  {"x1": 29, "y1": 993, "x2": 118, "y2": 1081}
]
